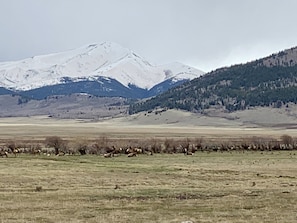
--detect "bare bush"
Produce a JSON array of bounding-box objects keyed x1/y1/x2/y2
[
  {"x1": 163, "y1": 138, "x2": 175, "y2": 153},
  {"x1": 280, "y1": 134, "x2": 293, "y2": 147},
  {"x1": 73, "y1": 137, "x2": 89, "y2": 155},
  {"x1": 194, "y1": 137, "x2": 203, "y2": 150},
  {"x1": 28, "y1": 143, "x2": 42, "y2": 155},
  {"x1": 6, "y1": 141, "x2": 16, "y2": 151},
  {"x1": 180, "y1": 138, "x2": 191, "y2": 150},
  {"x1": 45, "y1": 136, "x2": 65, "y2": 155},
  {"x1": 149, "y1": 138, "x2": 162, "y2": 153},
  {"x1": 97, "y1": 136, "x2": 109, "y2": 148},
  {"x1": 91, "y1": 136, "x2": 109, "y2": 154}
]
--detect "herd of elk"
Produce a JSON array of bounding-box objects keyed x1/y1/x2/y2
[
  {"x1": 0, "y1": 146, "x2": 42, "y2": 158},
  {"x1": 0, "y1": 138, "x2": 296, "y2": 158},
  {"x1": 103, "y1": 146, "x2": 151, "y2": 158}
]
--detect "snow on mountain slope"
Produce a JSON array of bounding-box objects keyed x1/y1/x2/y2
[
  {"x1": 157, "y1": 62, "x2": 202, "y2": 82},
  {"x1": 0, "y1": 42, "x2": 204, "y2": 91}
]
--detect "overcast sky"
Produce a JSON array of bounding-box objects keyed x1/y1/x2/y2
[{"x1": 1, "y1": 0, "x2": 297, "y2": 72}]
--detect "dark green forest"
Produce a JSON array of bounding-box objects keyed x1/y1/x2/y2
[{"x1": 130, "y1": 49, "x2": 297, "y2": 114}]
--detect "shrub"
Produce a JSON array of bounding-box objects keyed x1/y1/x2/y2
[
  {"x1": 6, "y1": 141, "x2": 16, "y2": 152},
  {"x1": 45, "y1": 136, "x2": 64, "y2": 155},
  {"x1": 280, "y1": 134, "x2": 293, "y2": 146},
  {"x1": 149, "y1": 138, "x2": 162, "y2": 153},
  {"x1": 163, "y1": 138, "x2": 175, "y2": 153},
  {"x1": 73, "y1": 137, "x2": 88, "y2": 155}
]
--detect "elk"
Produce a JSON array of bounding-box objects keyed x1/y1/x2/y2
[
  {"x1": 145, "y1": 150, "x2": 153, "y2": 155},
  {"x1": 127, "y1": 152, "x2": 137, "y2": 157},
  {"x1": 11, "y1": 148, "x2": 19, "y2": 157},
  {"x1": 56, "y1": 151, "x2": 65, "y2": 156},
  {"x1": 104, "y1": 152, "x2": 113, "y2": 158},
  {"x1": 126, "y1": 146, "x2": 143, "y2": 155},
  {"x1": 135, "y1": 148, "x2": 143, "y2": 154},
  {"x1": 6, "y1": 142, "x2": 19, "y2": 157},
  {"x1": 0, "y1": 151, "x2": 8, "y2": 158},
  {"x1": 183, "y1": 148, "x2": 193, "y2": 155},
  {"x1": 126, "y1": 146, "x2": 134, "y2": 154}
]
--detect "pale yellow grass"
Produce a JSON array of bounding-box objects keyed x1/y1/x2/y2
[
  {"x1": 0, "y1": 152, "x2": 297, "y2": 222},
  {"x1": 0, "y1": 116, "x2": 297, "y2": 142},
  {"x1": 0, "y1": 115, "x2": 297, "y2": 222}
]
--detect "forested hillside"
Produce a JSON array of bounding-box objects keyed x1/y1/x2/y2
[{"x1": 130, "y1": 47, "x2": 297, "y2": 114}]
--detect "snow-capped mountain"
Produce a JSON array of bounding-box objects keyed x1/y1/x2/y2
[{"x1": 0, "y1": 42, "x2": 204, "y2": 99}]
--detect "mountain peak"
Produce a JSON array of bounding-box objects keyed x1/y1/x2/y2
[{"x1": 0, "y1": 42, "x2": 204, "y2": 92}]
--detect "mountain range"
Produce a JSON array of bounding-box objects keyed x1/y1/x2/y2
[
  {"x1": 2, "y1": 42, "x2": 297, "y2": 120},
  {"x1": 0, "y1": 42, "x2": 204, "y2": 99}
]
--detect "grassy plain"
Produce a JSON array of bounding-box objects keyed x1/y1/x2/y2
[
  {"x1": 1, "y1": 152, "x2": 297, "y2": 223},
  {"x1": 0, "y1": 116, "x2": 297, "y2": 222},
  {"x1": 1, "y1": 115, "x2": 297, "y2": 142}
]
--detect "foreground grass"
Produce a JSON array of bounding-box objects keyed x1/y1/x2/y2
[{"x1": 0, "y1": 151, "x2": 297, "y2": 222}]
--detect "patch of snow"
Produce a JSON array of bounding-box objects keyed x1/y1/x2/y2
[{"x1": 0, "y1": 42, "x2": 204, "y2": 91}]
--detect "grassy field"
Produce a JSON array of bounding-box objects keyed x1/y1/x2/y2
[
  {"x1": 1, "y1": 116, "x2": 297, "y2": 142},
  {"x1": 1, "y1": 116, "x2": 297, "y2": 222},
  {"x1": 1, "y1": 151, "x2": 297, "y2": 223}
]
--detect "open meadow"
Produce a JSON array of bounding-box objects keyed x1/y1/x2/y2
[
  {"x1": 0, "y1": 152, "x2": 297, "y2": 223},
  {"x1": 0, "y1": 115, "x2": 297, "y2": 222}
]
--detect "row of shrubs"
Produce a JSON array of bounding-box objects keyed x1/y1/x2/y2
[{"x1": 0, "y1": 134, "x2": 297, "y2": 157}]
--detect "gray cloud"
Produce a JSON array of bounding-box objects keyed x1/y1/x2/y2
[{"x1": 1, "y1": 0, "x2": 297, "y2": 72}]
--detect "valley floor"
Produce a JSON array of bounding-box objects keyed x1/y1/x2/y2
[
  {"x1": 1, "y1": 106, "x2": 297, "y2": 141},
  {"x1": 0, "y1": 110, "x2": 297, "y2": 222},
  {"x1": 0, "y1": 152, "x2": 296, "y2": 223}
]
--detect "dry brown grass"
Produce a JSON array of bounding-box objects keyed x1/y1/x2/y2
[
  {"x1": 0, "y1": 151, "x2": 297, "y2": 222},
  {"x1": 1, "y1": 116, "x2": 297, "y2": 142},
  {"x1": 0, "y1": 116, "x2": 297, "y2": 222}
]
